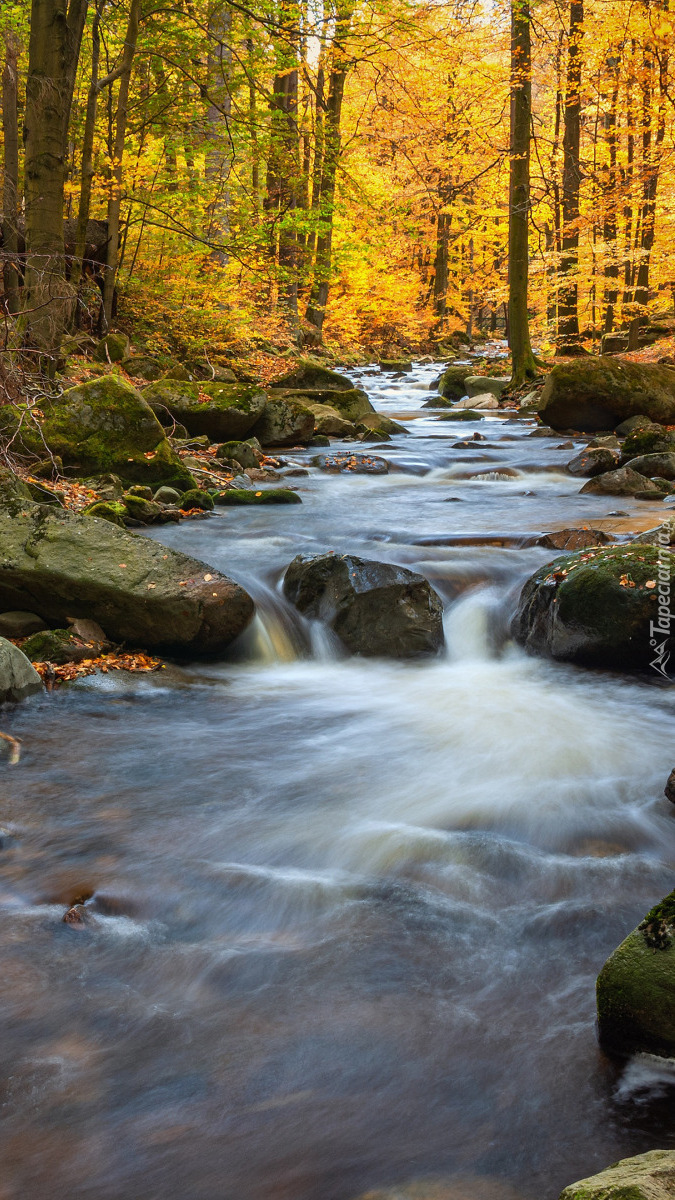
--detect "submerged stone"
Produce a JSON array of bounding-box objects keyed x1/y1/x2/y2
[{"x1": 597, "y1": 893, "x2": 675, "y2": 1056}]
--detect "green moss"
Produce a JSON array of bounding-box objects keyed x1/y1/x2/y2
[
  {"x1": 180, "y1": 489, "x2": 214, "y2": 511},
  {"x1": 639, "y1": 889, "x2": 675, "y2": 949},
  {"x1": 21, "y1": 628, "x2": 85, "y2": 664},
  {"x1": 82, "y1": 501, "x2": 127, "y2": 527},
  {"x1": 215, "y1": 488, "x2": 302, "y2": 505},
  {"x1": 620, "y1": 426, "x2": 675, "y2": 463}
]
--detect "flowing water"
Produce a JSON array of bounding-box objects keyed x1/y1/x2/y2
[{"x1": 1, "y1": 357, "x2": 674, "y2": 1200}]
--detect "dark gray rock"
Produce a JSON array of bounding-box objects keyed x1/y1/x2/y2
[
  {"x1": 283, "y1": 553, "x2": 445, "y2": 659},
  {"x1": 566, "y1": 447, "x2": 619, "y2": 477}
]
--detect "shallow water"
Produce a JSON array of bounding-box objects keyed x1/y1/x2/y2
[{"x1": 0, "y1": 357, "x2": 674, "y2": 1200}]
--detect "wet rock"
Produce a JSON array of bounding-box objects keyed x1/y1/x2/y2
[
  {"x1": 380, "y1": 359, "x2": 412, "y2": 372},
  {"x1": 619, "y1": 424, "x2": 675, "y2": 463},
  {"x1": 180, "y1": 489, "x2": 214, "y2": 511},
  {"x1": 560, "y1": 1152, "x2": 675, "y2": 1200},
  {"x1": 304, "y1": 401, "x2": 354, "y2": 437},
  {"x1": 436, "y1": 410, "x2": 486, "y2": 422},
  {"x1": 0, "y1": 376, "x2": 193, "y2": 490},
  {"x1": 588, "y1": 434, "x2": 620, "y2": 449},
  {"x1": 615, "y1": 414, "x2": 654, "y2": 436},
  {"x1": 597, "y1": 891, "x2": 675, "y2": 1056},
  {"x1": 272, "y1": 387, "x2": 374, "y2": 425},
  {"x1": 143, "y1": 380, "x2": 268, "y2": 442},
  {"x1": 359, "y1": 414, "x2": 407, "y2": 436},
  {"x1": 269, "y1": 360, "x2": 354, "y2": 391},
  {"x1": 312, "y1": 452, "x2": 389, "y2": 475},
  {"x1": 567, "y1": 447, "x2": 619, "y2": 477},
  {"x1": 215, "y1": 438, "x2": 262, "y2": 469},
  {"x1": 22, "y1": 628, "x2": 101, "y2": 664},
  {"x1": 0, "y1": 611, "x2": 47, "y2": 638},
  {"x1": 631, "y1": 519, "x2": 675, "y2": 547},
  {"x1": 536, "y1": 358, "x2": 675, "y2": 432},
  {"x1": 579, "y1": 466, "x2": 661, "y2": 496},
  {"x1": 283, "y1": 553, "x2": 444, "y2": 659},
  {"x1": 527, "y1": 426, "x2": 556, "y2": 437},
  {"x1": 0, "y1": 507, "x2": 254, "y2": 655},
  {"x1": 249, "y1": 394, "x2": 315, "y2": 447},
  {"x1": 530, "y1": 528, "x2": 614, "y2": 552},
  {"x1": 215, "y1": 488, "x2": 301, "y2": 505},
  {"x1": 511, "y1": 544, "x2": 675, "y2": 669},
  {"x1": 665, "y1": 769, "x2": 675, "y2": 803},
  {"x1": 624, "y1": 451, "x2": 675, "y2": 480},
  {"x1": 153, "y1": 486, "x2": 182, "y2": 505},
  {"x1": 94, "y1": 331, "x2": 130, "y2": 363},
  {"x1": 464, "y1": 375, "x2": 510, "y2": 398},
  {"x1": 0, "y1": 638, "x2": 43, "y2": 701},
  {"x1": 452, "y1": 393, "x2": 499, "y2": 411},
  {"x1": 436, "y1": 364, "x2": 472, "y2": 400},
  {"x1": 62, "y1": 904, "x2": 96, "y2": 929}
]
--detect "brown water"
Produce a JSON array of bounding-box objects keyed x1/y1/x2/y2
[{"x1": 0, "y1": 357, "x2": 674, "y2": 1200}]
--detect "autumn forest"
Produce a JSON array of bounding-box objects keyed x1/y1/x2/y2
[{"x1": 1, "y1": 0, "x2": 673, "y2": 370}]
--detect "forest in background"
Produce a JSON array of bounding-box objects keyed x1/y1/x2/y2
[{"x1": 1, "y1": 0, "x2": 674, "y2": 368}]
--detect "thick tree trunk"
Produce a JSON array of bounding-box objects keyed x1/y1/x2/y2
[
  {"x1": 433, "y1": 207, "x2": 452, "y2": 322},
  {"x1": 508, "y1": 0, "x2": 537, "y2": 386},
  {"x1": 557, "y1": 0, "x2": 584, "y2": 353},
  {"x1": 102, "y1": 0, "x2": 141, "y2": 330},
  {"x1": 23, "y1": 0, "x2": 88, "y2": 363},
  {"x1": 265, "y1": 64, "x2": 300, "y2": 326},
  {"x1": 2, "y1": 31, "x2": 21, "y2": 316}
]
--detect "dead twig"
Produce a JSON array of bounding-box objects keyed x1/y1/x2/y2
[{"x1": 0, "y1": 731, "x2": 22, "y2": 764}]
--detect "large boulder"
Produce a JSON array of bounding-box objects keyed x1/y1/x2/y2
[
  {"x1": 536, "y1": 358, "x2": 675, "y2": 432},
  {"x1": 597, "y1": 892, "x2": 675, "y2": 1057},
  {"x1": 269, "y1": 386, "x2": 374, "y2": 424},
  {"x1": 94, "y1": 331, "x2": 130, "y2": 363},
  {"x1": 143, "y1": 380, "x2": 268, "y2": 441},
  {"x1": 0, "y1": 376, "x2": 193, "y2": 489},
  {"x1": 619, "y1": 424, "x2": 675, "y2": 463},
  {"x1": 579, "y1": 466, "x2": 661, "y2": 496},
  {"x1": 437, "y1": 365, "x2": 472, "y2": 400},
  {"x1": 283, "y1": 553, "x2": 445, "y2": 658},
  {"x1": 0, "y1": 507, "x2": 254, "y2": 655},
  {"x1": 624, "y1": 452, "x2": 675, "y2": 480},
  {"x1": 511, "y1": 544, "x2": 675, "y2": 669},
  {"x1": 249, "y1": 394, "x2": 315, "y2": 446},
  {"x1": 0, "y1": 639, "x2": 43, "y2": 702},
  {"x1": 303, "y1": 401, "x2": 354, "y2": 437},
  {"x1": 269, "y1": 360, "x2": 354, "y2": 391},
  {"x1": 566, "y1": 446, "x2": 619, "y2": 477},
  {"x1": 559, "y1": 1152, "x2": 675, "y2": 1200},
  {"x1": 464, "y1": 375, "x2": 510, "y2": 398}
]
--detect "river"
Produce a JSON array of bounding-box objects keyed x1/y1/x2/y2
[{"x1": 0, "y1": 358, "x2": 674, "y2": 1200}]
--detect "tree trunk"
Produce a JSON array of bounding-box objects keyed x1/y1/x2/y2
[
  {"x1": 2, "y1": 31, "x2": 21, "y2": 316},
  {"x1": 266, "y1": 61, "x2": 301, "y2": 326},
  {"x1": 23, "y1": 0, "x2": 88, "y2": 363},
  {"x1": 601, "y1": 52, "x2": 621, "y2": 333},
  {"x1": 634, "y1": 12, "x2": 667, "y2": 317},
  {"x1": 204, "y1": 2, "x2": 233, "y2": 264},
  {"x1": 508, "y1": 0, "x2": 537, "y2": 386},
  {"x1": 305, "y1": 3, "x2": 354, "y2": 336},
  {"x1": 70, "y1": 0, "x2": 104, "y2": 294},
  {"x1": 102, "y1": 0, "x2": 141, "y2": 330},
  {"x1": 557, "y1": 0, "x2": 584, "y2": 353}
]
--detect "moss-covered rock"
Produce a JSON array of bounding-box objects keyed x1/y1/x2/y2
[
  {"x1": 0, "y1": 376, "x2": 193, "y2": 489},
  {"x1": 215, "y1": 438, "x2": 262, "y2": 468},
  {"x1": 559, "y1": 1152, "x2": 675, "y2": 1200},
  {"x1": 143, "y1": 380, "x2": 268, "y2": 441},
  {"x1": 615, "y1": 414, "x2": 654, "y2": 437},
  {"x1": 511, "y1": 544, "x2": 675, "y2": 669},
  {"x1": 465, "y1": 375, "x2": 510, "y2": 398},
  {"x1": 94, "y1": 332, "x2": 130, "y2": 363},
  {"x1": 567, "y1": 447, "x2": 619, "y2": 477},
  {"x1": 270, "y1": 360, "x2": 354, "y2": 391},
  {"x1": 358, "y1": 413, "x2": 407, "y2": 435},
  {"x1": 436, "y1": 409, "x2": 486, "y2": 422},
  {"x1": 180, "y1": 489, "x2": 214, "y2": 511},
  {"x1": 283, "y1": 553, "x2": 444, "y2": 658},
  {"x1": 597, "y1": 893, "x2": 675, "y2": 1056},
  {"x1": 268, "y1": 386, "x2": 374, "y2": 424},
  {"x1": 0, "y1": 467, "x2": 35, "y2": 515},
  {"x1": 215, "y1": 488, "x2": 301, "y2": 505},
  {"x1": 537, "y1": 358, "x2": 675, "y2": 431},
  {"x1": 22, "y1": 627, "x2": 102, "y2": 664},
  {"x1": 120, "y1": 355, "x2": 163, "y2": 381},
  {"x1": 620, "y1": 426, "x2": 675, "y2": 463},
  {"x1": 0, "y1": 507, "x2": 253, "y2": 654},
  {"x1": 432, "y1": 364, "x2": 474, "y2": 400},
  {"x1": 153, "y1": 486, "x2": 182, "y2": 505},
  {"x1": 304, "y1": 401, "x2": 354, "y2": 437},
  {"x1": 249, "y1": 395, "x2": 315, "y2": 446},
  {"x1": 123, "y1": 494, "x2": 163, "y2": 523},
  {"x1": 82, "y1": 500, "x2": 127, "y2": 527},
  {"x1": 380, "y1": 359, "x2": 412, "y2": 372}
]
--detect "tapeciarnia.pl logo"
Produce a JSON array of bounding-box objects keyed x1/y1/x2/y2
[{"x1": 649, "y1": 524, "x2": 674, "y2": 679}]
